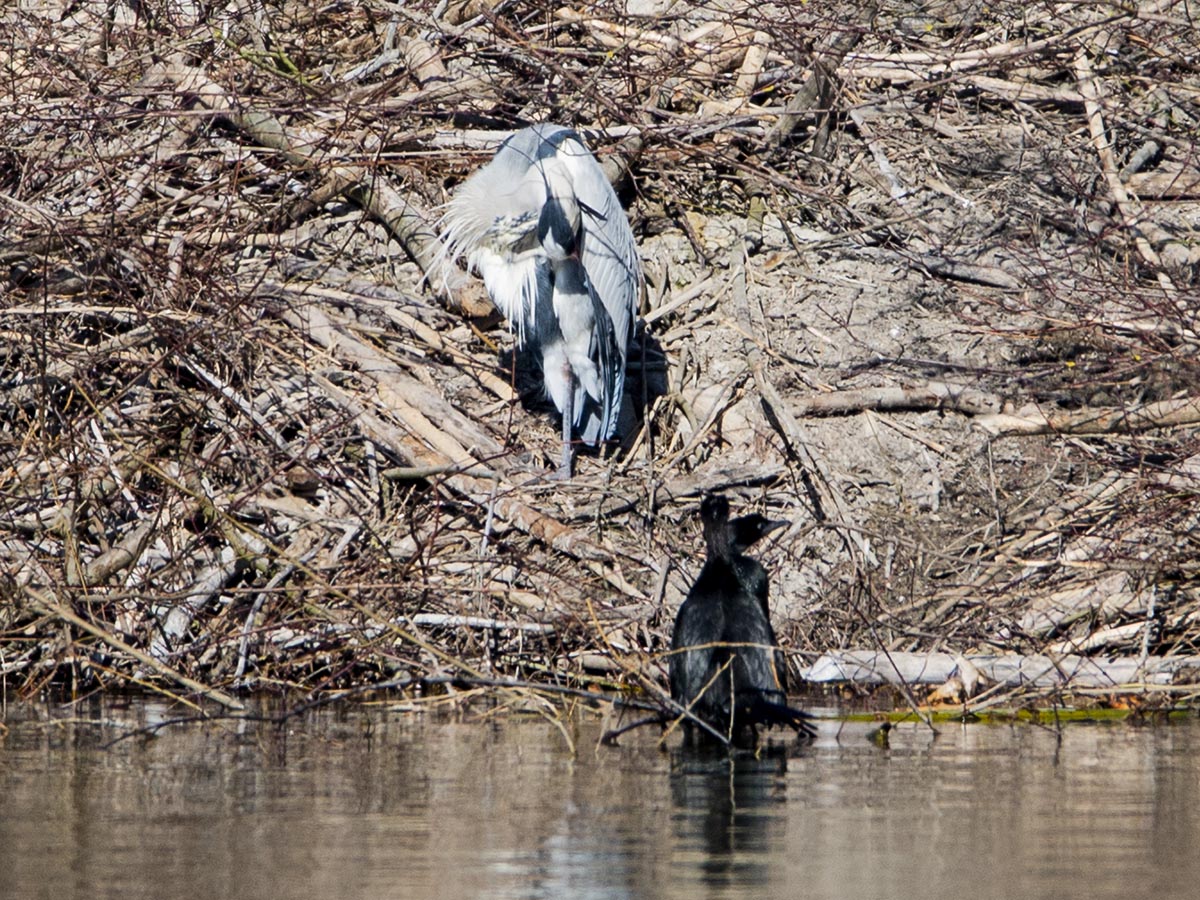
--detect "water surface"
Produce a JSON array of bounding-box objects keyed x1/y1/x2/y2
[{"x1": 2, "y1": 699, "x2": 1198, "y2": 900}]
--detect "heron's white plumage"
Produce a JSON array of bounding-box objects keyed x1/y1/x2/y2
[{"x1": 440, "y1": 124, "x2": 641, "y2": 451}]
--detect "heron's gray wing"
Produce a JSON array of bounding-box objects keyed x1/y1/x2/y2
[
  {"x1": 543, "y1": 129, "x2": 641, "y2": 389},
  {"x1": 572, "y1": 272, "x2": 621, "y2": 443},
  {"x1": 517, "y1": 126, "x2": 639, "y2": 443},
  {"x1": 438, "y1": 128, "x2": 550, "y2": 338},
  {"x1": 564, "y1": 136, "x2": 640, "y2": 356}
]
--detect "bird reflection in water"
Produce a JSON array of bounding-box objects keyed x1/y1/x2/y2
[{"x1": 669, "y1": 746, "x2": 791, "y2": 890}]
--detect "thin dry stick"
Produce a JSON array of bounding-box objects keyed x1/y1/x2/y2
[
  {"x1": 152, "y1": 60, "x2": 492, "y2": 315},
  {"x1": 23, "y1": 586, "x2": 246, "y2": 710},
  {"x1": 657, "y1": 656, "x2": 735, "y2": 747},
  {"x1": 768, "y1": 3, "x2": 876, "y2": 146},
  {"x1": 793, "y1": 383, "x2": 1003, "y2": 418},
  {"x1": 1073, "y1": 50, "x2": 1182, "y2": 289},
  {"x1": 729, "y1": 243, "x2": 858, "y2": 550}
]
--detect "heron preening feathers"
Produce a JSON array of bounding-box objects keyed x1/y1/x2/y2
[{"x1": 440, "y1": 124, "x2": 642, "y2": 476}]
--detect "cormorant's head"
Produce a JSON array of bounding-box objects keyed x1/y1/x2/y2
[
  {"x1": 699, "y1": 494, "x2": 730, "y2": 526},
  {"x1": 729, "y1": 513, "x2": 788, "y2": 553},
  {"x1": 700, "y1": 494, "x2": 788, "y2": 559}
]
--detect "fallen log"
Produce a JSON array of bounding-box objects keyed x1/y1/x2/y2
[
  {"x1": 975, "y1": 396, "x2": 1200, "y2": 436},
  {"x1": 803, "y1": 649, "x2": 1200, "y2": 689}
]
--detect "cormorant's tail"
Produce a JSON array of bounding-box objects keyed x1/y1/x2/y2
[{"x1": 743, "y1": 695, "x2": 817, "y2": 740}]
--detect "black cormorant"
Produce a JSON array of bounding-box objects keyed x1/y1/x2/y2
[{"x1": 669, "y1": 494, "x2": 814, "y2": 744}]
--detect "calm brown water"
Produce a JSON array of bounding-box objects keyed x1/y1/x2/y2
[{"x1": 2, "y1": 698, "x2": 1199, "y2": 900}]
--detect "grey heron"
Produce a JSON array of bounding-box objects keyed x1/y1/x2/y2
[
  {"x1": 440, "y1": 124, "x2": 641, "y2": 476},
  {"x1": 669, "y1": 495, "x2": 815, "y2": 745}
]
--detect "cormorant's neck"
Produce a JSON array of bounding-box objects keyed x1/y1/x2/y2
[{"x1": 703, "y1": 520, "x2": 734, "y2": 561}]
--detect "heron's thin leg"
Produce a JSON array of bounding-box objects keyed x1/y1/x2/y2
[{"x1": 557, "y1": 362, "x2": 575, "y2": 478}]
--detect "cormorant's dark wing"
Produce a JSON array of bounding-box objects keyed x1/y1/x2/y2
[
  {"x1": 669, "y1": 567, "x2": 731, "y2": 722},
  {"x1": 724, "y1": 587, "x2": 787, "y2": 706},
  {"x1": 723, "y1": 560, "x2": 814, "y2": 738}
]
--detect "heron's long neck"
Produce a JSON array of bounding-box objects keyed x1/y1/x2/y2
[{"x1": 538, "y1": 161, "x2": 580, "y2": 226}]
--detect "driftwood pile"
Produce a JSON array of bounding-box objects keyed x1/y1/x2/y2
[{"x1": 2, "y1": 1, "x2": 1200, "y2": 717}]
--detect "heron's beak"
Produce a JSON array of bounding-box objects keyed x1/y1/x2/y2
[{"x1": 578, "y1": 199, "x2": 606, "y2": 222}]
